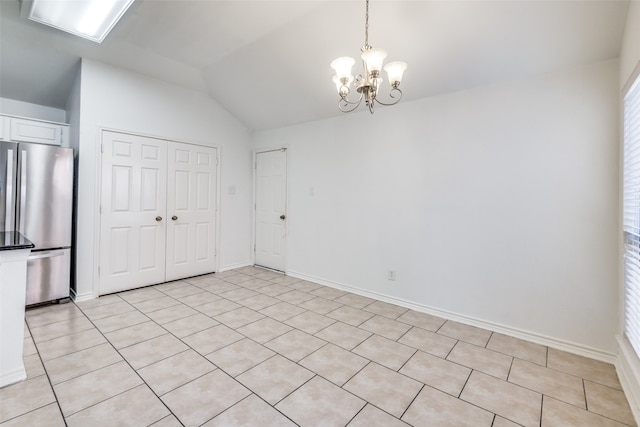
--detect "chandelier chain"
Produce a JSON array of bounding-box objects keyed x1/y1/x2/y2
[{"x1": 364, "y1": 0, "x2": 370, "y2": 49}]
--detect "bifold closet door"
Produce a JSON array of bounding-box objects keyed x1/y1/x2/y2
[
  {"x1": 165, "y1": 142, "x2": 217, "y2": 282},
  {"x1": 99, "y1": 131, "x2": 167, "y2": 294}
]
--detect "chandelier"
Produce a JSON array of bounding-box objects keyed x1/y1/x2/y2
[{"x1": 330, "y1": 0, "x2": 407, "y2": 114}]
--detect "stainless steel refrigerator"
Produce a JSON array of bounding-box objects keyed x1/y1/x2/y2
[{"x1": 0, "y1": 141, "x2": 73, "y2": 305}]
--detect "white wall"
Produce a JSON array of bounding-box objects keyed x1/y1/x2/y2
[
  {"x1": 74, "y1": 59, "x2": 253, "y2": 300},
  {"x1": 253, "y1": 59, "x2": 619, "y2": 356},
  {"x1": 0, "y1": 97, "x2": 67, "y2": 123},
  {"x1": 620, "y1": 0, "x2": 640, "y2": 89}
]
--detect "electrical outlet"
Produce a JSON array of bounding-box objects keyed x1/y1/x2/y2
[{"x1": 388, "y1": 270, "x2": 396, "y2": 281}]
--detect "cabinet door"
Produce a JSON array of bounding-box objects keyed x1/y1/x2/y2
[
  {"x1": 165, "y1": 142, "x2": 217, "y2": 281},
  {"x1": 9, "y1": 118, "x2": 64, "y2": 146},
  {"x1": 99, "y1": 131, "x2": 167, "y2": 295}
]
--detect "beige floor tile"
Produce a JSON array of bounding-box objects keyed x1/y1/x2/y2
[
  {"x1": 214, "y1": 307, "x2": 265, "y2": 328},
  {"x1": 92, "y1": 310, "x2": 150, "y2": 333},
  {"x1": 265, "y1": 329, "x2": 327, "y2": 361},
  {"x1": 585, "y1": 380, "x2": 636, "y2": 426},
  {"x1": 162, "y1": 313, "x2": 219, "y2": 338},
  {"x1": 237, "y1": 293, "x2": 280, "y2": 310},
  {"x1": 396, "y1": 310, "x2": 446, "y2": 332},
  {"x1": 310, "y1": 286, "x2": 348, "y2": 300},
  {"x1": 397, "y1": 326, "x2": 458, "y2": 358},
  {"x1": 352, "y1": 335, "x2": 416, "y2": 371},
  {"x1": 198, "y1": 281, "x2": 240, "y2": 294},
  {"x1": 344, "y1": 362, "x2": 422, "y2": 418},
  {"x1": 236, "y1": 317, "x2": 292, "y2": 343},
  {"x1": 493, "y1": 416, "x2": 522, "y2": 427},
  {"x1": 299, "y1": 296, "x2": 343, "y2": 315},
  {"x1": 23, "y1": 353, "x2": 46, "y2": 378},
  {"x1": 162, "y1": 369, "x2": 251, "y2": 426},
  {"x1": 547, "y1": 348, "x2": 621, "y2": 390},
  {"x1": 347, "y1": 404, "x2": 410, "y2": 427},
  {"x1": 259, "y1": 301, "x2": 306, "y2": 321},
  {"x1": 161, "y1": 284, "x2": 204, "y2": 299},
  {"x1": 44, "y1": 342, "x2": 122, "y2": 384},
  {"x1": 267, "y1": 275, "x2": 302, "y2": 287},
  {"x1": 23, "y1": 336, "x2": 37, "y2": 356},
  {"x1": 25, "y1": 305, "x2": 84, "y2": 328},
  {"x1": 182, "y1": 324, "x2": 244, "y2": 355},
  {"x1": 54, "y1": 361, "x2": 143, "y2": 417},
  {"x1": 213, "y1": 270, "x2": 244, "y2": 279},
  {"x1": 315, "y1": 321, "x2": 372, "y2": 350},
  {"x1": 299, "y1": 343, "x2": 369, "y2": 386},
  {"x1": 359, "y1": 315, "x2": 412, "y2": 340},
  {"x1": 151, "y1": 415, "x2": 183, "y2": 427},
  {"x1": 204, "y1": 394, "x2": 296, "y2": 427},
  {"x1": 437, "y1": 320, "x2": 492, "y2": 347},
  {"x1": 326, "y1": 305, "x2": 375, "y2": 326},
  {"x1": 285, "y1": 311, "x2": 336, "y2": 334},
  {"x1": 487, "y1": 333, "x2": 547, "y2": 366},
  {"x1": 0, "y1": 403, "x2": 65, "y2": 427},
  {"x1": 82, "y1": 300, "x2": 135, "y2": 321},
  {"x1": 196, "y1": 298, "x2": 242, "y2": 316},
  {"x1": 256, "y1": 284, "x2": 293, "y2": 297},
  {"x1": 237, "y1": 278, "x2": 275, "y2": 290},
  {"x1": 277, "y1": 289, "x2": 316, "y2": 305},
  {"x1": 287, "y1": 280, "x2": 323, "y2": 292},
  {"x1": 132, "y1": 296, "x2": 182, "y2": 314},
  {"x1": 29, "y1": 316, "x2": 94, "y2": 343},
  {"x1": 276, "y1": 376, "x2": 365, "y2": 426},
  {"x1": 447, "y1": 341, "x2": 513, "y2": 380},
  {"x1": 177, "y1": 291, "x2": 222, "y2": 307},
  {"x1": 74, "y1": 294, "x2": 122, "y2": 310},
  {"x1": 65, "y1": 384, "x2": 170, "y2": 427},
  {"x1": 223, "y1": 273, "x2": 256, "y2": 285},
  {"x1": 217, "y1": 287, "x2": 259, "y2": 302},
  {"x1": 236, "y1": 355, "x2": 314, "y2": 405},
  {"x1": 145, "y1": 303, "x2": 199, "y2": 324},
  {"x1": 508, "y1": 358, "x2": 585, "y2": 408},
  {"x1": 37, "y1": 329, "x2": 107, "y2": 361},
  {"x1": 399, "y1": 350, "x2": 471, "y2": 396},
  {"x1": 254, "y1": 271, "x2": 286, "y2": 281},
  {"x1": 138, "y1": 350, "x2": 216, "y2": 395},
  {"x1": 362, "y1": 301, "x2": 408, "y2": 319},
  {"x1": 154, "y1": 280, "x2": 191, "y2": 292},
  {"x1": 542, "y1": 396, "x2": 629, "y2": 427},
  {"x1": 206, "y1": 339, "x2": 276, "y2": 377},
  {"x1": 119, "y1": 334, "x2": 189, "y2": 369},
  {"x1": 104, "y1": 320, "x2": 167, "y2": 349},
  {"x1": 118, "y1": 287, "x2": 166, "y2": 304},
  {"x1": 402, "y1": 385, "x2": 494, "y2": 427},
  {"x1": 460, "y1": 371, "x2": 542, "y2": 427},
  {"x1": 0, "y1": 375, "x2": 56, "y2": 422},
  {"x1": 334, "y1": 293, "x2": 376, "y2": 309}
]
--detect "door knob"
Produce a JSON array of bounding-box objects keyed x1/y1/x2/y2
[
  {"x1": 280, "y1": 214, "x2": 286, "y2": 220},
  {"x1": 156, "y1": 216, "x2": 162, "y2": 222},
  {"x1": 172, "y1": 215, "x2": 178, "y2": 221}
]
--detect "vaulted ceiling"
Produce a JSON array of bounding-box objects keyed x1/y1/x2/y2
[{"x1": 0, "y1": 0, "x2": 630, "y2": 130}]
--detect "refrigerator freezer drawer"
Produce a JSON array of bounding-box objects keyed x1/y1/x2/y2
[{"x1": 26, "y1": 248, "x2": 70, "y2": 306}]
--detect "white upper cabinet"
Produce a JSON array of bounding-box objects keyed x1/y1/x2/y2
[{"x1": 0, "y1": 115, "x2": 69, "y2": 146}]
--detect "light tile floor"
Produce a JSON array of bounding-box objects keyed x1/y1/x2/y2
[{"x1": 1, "y1": 266, "x2": 636, "y2": 427}]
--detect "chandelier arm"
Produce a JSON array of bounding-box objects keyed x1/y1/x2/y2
[
  {"x1": 374, "y1": 87, "x2": 403, "y2": 106},
  {"x1": 338, "y1": 94, "x2": 364, "y2": 113}
]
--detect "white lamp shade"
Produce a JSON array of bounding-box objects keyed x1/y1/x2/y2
[
  {"x1": 331, "y1": 57, "x2": 355, "y2": 81},
  {"x1": 384, "y1": 61, "x2": 407, "y2": 85},
  {"x1": 361, "y1": 48, "x2": 387, "y2": 73}
]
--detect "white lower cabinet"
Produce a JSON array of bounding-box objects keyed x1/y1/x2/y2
[{"x1": 99, "y1": 130, "x2": 217, "y2": 295}]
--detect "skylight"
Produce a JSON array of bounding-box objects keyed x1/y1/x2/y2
[{"x1": 28, "y1": 0, "x2": 135, "y2": 43}]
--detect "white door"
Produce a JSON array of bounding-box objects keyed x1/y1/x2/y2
[
  {"x1": 100, "y1": 131, "x2": 167, "y2": 294},
  {"x1": 166, "y1": 142, "x2": 217, "y2": 281},
  {"x1": 255, "y1": 149, "x2": 287, "y2": 271}
]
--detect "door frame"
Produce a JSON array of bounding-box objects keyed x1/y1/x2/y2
[
  {"x1": 252, "y1": 146, "x2": 289, "y2": 272},
  {"x1": 93, "y1": 127, "x2": 221, "y2": 298}
]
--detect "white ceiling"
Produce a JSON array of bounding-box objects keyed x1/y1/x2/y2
[{"x1": 0, "y1": 0, "x2": 630, "y2": 130}]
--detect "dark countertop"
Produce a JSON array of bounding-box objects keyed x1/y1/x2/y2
[{"x1": 0, "y1": 232, "x2": 35, "y2": 251}]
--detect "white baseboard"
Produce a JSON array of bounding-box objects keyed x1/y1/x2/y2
[
  {"x1": 287, "y1": 270, "x2": 617, "y2": 364},
  {"x1": 617, "y1": 335, "x2": 640, "y2": 423},
  {"x1": 218, "y1": 262, "x2": 252, "y2": 272},
  {"x1": 0, "y1": 366, "x2": 26, "y2": 388},
  {"x1": 70, "y1": 288, "x2": 94, "y2": 303}
]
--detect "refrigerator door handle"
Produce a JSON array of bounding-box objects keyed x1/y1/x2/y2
[
  {"x1": 28, "y1": 250, "x2": 66, "y2": 260},
  {"x1": 4, "y1": 148, "x2": 15, "y2": 232},
  {"x1": 19, "y1": 149, "x2": 27, "y2": 234}
]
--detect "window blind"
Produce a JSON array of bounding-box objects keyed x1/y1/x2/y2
[{"x1": 624, "y1": 73, "x2": 640, "y2": 357}]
